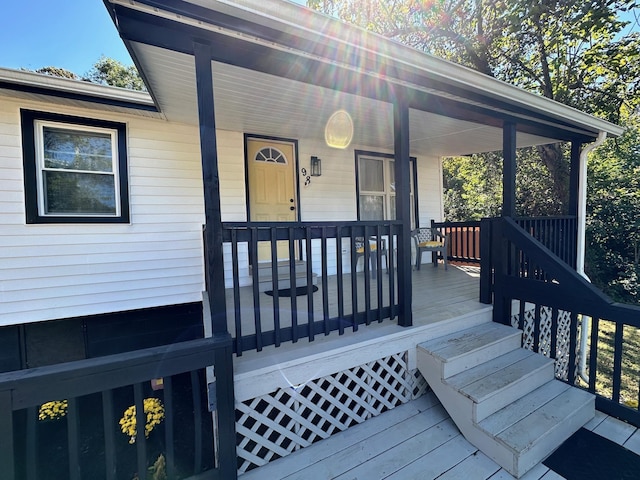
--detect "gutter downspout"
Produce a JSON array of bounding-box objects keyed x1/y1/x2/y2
[{"x1": 577, "y1": 131, "x2": 607, "y2": 383}]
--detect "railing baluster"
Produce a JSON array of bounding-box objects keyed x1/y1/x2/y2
[
  {"x1": 336, "y1": 227, "x2": 345, "y2": 335},
  {"x1": 389, "y1": 224, "x2": 396, "y2": 319},
  {"x1": 588, "y1": 317, "x2": 600, "y2": 393},
  {"x1": 163, "y1": 376, "x2": 176, "y2": 479},
  {"x1": 250, "y1": 227, "x2": 263, "y2": 351},
  {"x1": 306, "y1": 227, "x2": 315, "y2": 341},
  {"x1": 231, "y1": 229, "x2": 243, "y2": 355},
  {"x1": 288, "y1": 227, "x2": 298, "y2": 342},
  {"x1": 363, "y1": 225, "x2": 372, "y2": 326},
  {"x1": 67, "y1": 397, "x2": 81, "y2": 480},
  {"x1": 0, "y1": 391, "x2": 15, "y2": 480},
  {"x1": 550, "y1": 307, "x2": 558, "y2": 362},
  {"x1": 270, "y1": 227, "x2": 281, "y2": 347},
  {"x1": 102, "y1": 390, "x2": 117, "y2": 480},
  {"x1": 321, "y1": 227, "x2": 330, "y2": 334},
  {"x1": 533, "y1": 304, "x2": 541, "y2": 353},
  {"x1": 26, "y1": 406, "x2": 37, "y2": 480},
  {"x1": 568, "y1": 312, "x2": 579, "y2": 385},
  {"x1": 191, "y1": 371, "x2": 203, "y2": 474},
  {"x1": 612, "y1": 323, "x2": 624, "y2": 403},
  {"x1": 350, "y1": 227, "x2": 359, "y2": 332},
  {"x1": 376, "y1": 224, "x2": 383, "y2": 323},
  {"x1": 134, "y1": 383, "x2": 147, "y2": 479}
]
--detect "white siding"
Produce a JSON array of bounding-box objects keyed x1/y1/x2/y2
[
  {"x1": 417, "y1": 155, "x2": 444, "y2": 225},
  {"x1": 0, "y1": 95, "x2": 445, "y2": 323},
  {"x1": 0, "y1": 98, "x2": 205, "y2": 326}
]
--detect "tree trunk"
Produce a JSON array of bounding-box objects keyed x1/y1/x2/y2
[{"x1": 536, "y1": 143, "x2": 569, "y2": 214}]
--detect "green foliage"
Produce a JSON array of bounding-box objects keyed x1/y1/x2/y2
[
  {"x1": 32, "y1": 66, "x2": 80, "y2": 80},
  {"x1": 443, "y1": 147, "x2": 562, "y2": 221},
  {"x1": 586, "y1": 116, "x2": 640, "y2": 302},
  {"x1": 84, "y1": 56, "x2": 146, "y2": 91}
]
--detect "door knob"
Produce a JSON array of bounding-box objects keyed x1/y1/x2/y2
[{"x1": 290, "y1": 206, "x2": 295, "y2": 211}]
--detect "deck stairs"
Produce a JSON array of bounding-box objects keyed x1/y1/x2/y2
[
  {"x1": 417, "y1": 322, "x2": 595, "y2": 478},
  {"x1": 252, "y1": 260, "x2": 317, "y2": 292}
]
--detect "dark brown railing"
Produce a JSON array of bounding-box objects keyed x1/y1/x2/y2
[
  {"x1": 431, "y1": 220, "x2": 482, "y2": 264},
  {"x1": 489, "y1": 216, "x2": 640, "y2": 427},
  {"x1": 221, "y1": 221, "x2": 404, "y2": 355},
  {"x1": 0, "y1": 336, "x2": 237, "y2": 480}
]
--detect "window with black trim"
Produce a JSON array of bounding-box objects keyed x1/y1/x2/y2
[
  {"x1": 356, "y1": 151, "x2": 417, "y2": 227},
  {"x1": 21, "y1": 110, "x2": 129, "y2": 224}
]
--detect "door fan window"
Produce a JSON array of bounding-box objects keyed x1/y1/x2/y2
[{"x1": 255, "y1": 147, "x2": 288, "y2": 164}]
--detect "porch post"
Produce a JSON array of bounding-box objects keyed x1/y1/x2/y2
[
  {"x1": 502, "y1": 121, "x2": 517, "y2": 218},
  {"x1": 193, "y1": 42, "x2": 228, "y2": 337},
  {"x1": 393, "y1": 97, "x2": 413, "y2": 327},
  {"x1": 568, "y1": 141, "x2": 581, "y2": 218},
  {"x1": 194, "y1": 42, "x2": 237, "y2": 480},
  {"x1": 568, "y1": 141, "x2": 582, "y2": 268}
]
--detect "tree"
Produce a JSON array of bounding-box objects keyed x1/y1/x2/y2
[
  {"x1": 31, "y1": 66, "x2": 80, "y2": 80},
  {"x1": 309, "y1": 0, "x2": 640, "y2": 210},
  {"x1": 84, "y1": 56, "x2": 146, "y2": 91},
  {"x1": 24, "y1": 57, "x2": 145, "y2": 91},
  {"x1": 586, "y1": 116, "x2": 640, "y2": 302}
]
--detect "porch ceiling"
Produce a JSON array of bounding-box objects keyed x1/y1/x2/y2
[{"x1": 132, "y1": 41, "x2": 555, "y2": 157}]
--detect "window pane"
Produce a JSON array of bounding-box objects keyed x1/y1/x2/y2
[
  {"x1": 390, "y1": 196, "x2": 396, "y2": 220},
  {"x1": 43, "y1": 127, "x2": 113, "y2": 172},
  {"x1": 359, "y1": 158, "x2": 384, "y2": 192},
  {"x1": 360, "y1": 195, "x2": 384, "y2": 221},
  {"x1": 389, "y1": 162, "x2": 395, "y2": 193},
  {"x1": 44, "y1": 171, "x2": 116, "y2": 214}
]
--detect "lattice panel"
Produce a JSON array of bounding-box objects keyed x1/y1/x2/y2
[
  {"x1": 235, "y1": 351, "x2": 428, "y2": 474},
  {"x1": 511, "y1": 301, "x2": 577, "y2": 381}
]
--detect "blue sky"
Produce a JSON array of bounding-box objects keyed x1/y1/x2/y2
[
  {"x1": 1, "y1": 1, "x2": 638, "y2": 77},
  {"x1": 1, "y1": 1, "x2": 133, "y2": 75}
]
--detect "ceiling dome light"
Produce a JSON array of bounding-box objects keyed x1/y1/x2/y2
[{"x1": 325, "y1": 110, "x2": 354, "y2": 149}]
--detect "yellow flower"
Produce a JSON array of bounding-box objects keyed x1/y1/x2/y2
[
  {"x1": 38, "y1": 400, "x2": 68, "y2": 421},
  {"x1": 119, "y1": 398, "x2": 165, "y2": 444}
]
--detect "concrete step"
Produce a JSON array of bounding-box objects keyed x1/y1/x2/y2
[
  {"x1": 416, "y1": 322, "x2": 595, "y2": 478},
  {"x1": 419, "y1": 322, "x2": 522, "y2": 378}
]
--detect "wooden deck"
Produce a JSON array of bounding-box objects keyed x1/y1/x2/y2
[
  {"x1": 238, "y1": 391, "x2": 640, "y2": 480},
  {"x1": 225, "y1": 264, "x2": 483, "y2": 337}
]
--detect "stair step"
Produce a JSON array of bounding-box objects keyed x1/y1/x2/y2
[
  {"x1": 418, "y1": 322, "x2": 522, "y2": 378},
  {"x1": 448, "y1": 350, "x2": 554, "y2": 422},
  {"x1": 482, "y1": 383, "x2": 594, "y2": 475},
  {"x1": 254, "y1": 260, "x2": 307, "y2": 280}
]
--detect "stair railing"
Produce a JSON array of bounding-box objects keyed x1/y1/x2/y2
[{"x1": 490, "y1": 216, "x2": 640, "y2": 427}]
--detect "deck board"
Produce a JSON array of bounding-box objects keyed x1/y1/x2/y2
[
  {"x1": 237, "y1": 390, "x2": 640, "y2": 480},
  {"x1": 226, "y1": 265, "x2": 483, "y2": 339}
]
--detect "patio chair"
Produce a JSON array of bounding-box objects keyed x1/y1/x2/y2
[
  {"x1": 411, "y1": 227, "x2": 448, "y2": 270},
  {"x1": 354, "y1": 236, "x2": 389, "y2": 278}
]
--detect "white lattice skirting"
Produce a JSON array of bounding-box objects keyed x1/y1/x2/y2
[
  {"x1": 511, "y1": 301, "x2": 582, "y2": 381},
  {"x1": 235, "y1": 351, "x2": 429, "y2": 474}
]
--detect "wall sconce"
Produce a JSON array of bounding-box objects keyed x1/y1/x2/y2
[{"x1": 310, "y1": 156, "x2": 322, "y2": 176}]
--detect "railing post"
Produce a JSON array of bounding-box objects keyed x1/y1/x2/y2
[
  {"x1": 479, "y1": 217, "x2": 493, "y2": 304},
  {"x1": 491, "y1": 218, "x2": 512, "y2": 325},
  {"x1": 214, "y1": 336, "x2": 237, "y2": 479}
]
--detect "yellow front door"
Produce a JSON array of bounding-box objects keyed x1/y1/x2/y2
[{"x1": 247, "y1": 138, "x2": 297, "y2": 261}]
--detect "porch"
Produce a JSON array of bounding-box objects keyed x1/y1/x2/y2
[
  {"x1": 223, "y1": 260, "x2": 483, "y2": 344},
  {"x1": 238, "y1": 390, "x2": 640, "y2": 480}
]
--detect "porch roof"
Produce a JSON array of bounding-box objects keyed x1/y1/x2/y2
[{"x1": 105, "y1": 0, "x2": 623, "y2": 157}]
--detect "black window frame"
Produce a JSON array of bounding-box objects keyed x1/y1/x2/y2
[
  {"x1": 21, "y1": 109, "x2": 130, "y2": 224},
  {"x1": 354, "y1": 149, "x2": 419, "y2": 226}
]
